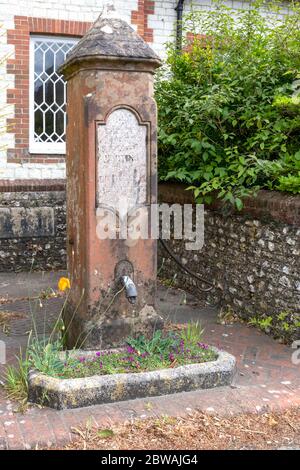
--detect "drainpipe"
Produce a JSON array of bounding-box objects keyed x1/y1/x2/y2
[{"x1": 175, "y1": 0, "x2": 185, "y2": 51}]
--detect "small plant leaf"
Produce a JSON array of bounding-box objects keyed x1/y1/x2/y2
[{"x1": 97, "y1": 429, "x2": 115, "y2": 439}]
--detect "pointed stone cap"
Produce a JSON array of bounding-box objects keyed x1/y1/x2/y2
[{"x1": 59, "y1": 16, "x2": 162, "y2": 78}]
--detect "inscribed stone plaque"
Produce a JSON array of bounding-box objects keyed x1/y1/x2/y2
[{"x1": 97, "y1": 108, "x2": 147, "y2": 211}]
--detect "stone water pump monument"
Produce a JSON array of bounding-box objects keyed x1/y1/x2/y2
[{"x1": 59, "y1": 16, "x2": 163, "y2": 348}]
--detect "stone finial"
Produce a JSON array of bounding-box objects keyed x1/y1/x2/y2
[{"x1": 59, "y1": 16, "x2": 162, "y2": 77}]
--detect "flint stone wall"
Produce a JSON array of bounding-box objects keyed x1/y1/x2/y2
[
  {"x1": 0, "y1": 181, "x2": 299, "y2": 343},
  {"x1": 0, "y1": 181, "x2": 66, "y2": 271},
  {"x1": 158, "y1": 184, "x2": 300, "y2": 343}
]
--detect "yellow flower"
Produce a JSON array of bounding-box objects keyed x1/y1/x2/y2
[{"x1": 58, "y1": 277, "x2": 71, "y2": 292}]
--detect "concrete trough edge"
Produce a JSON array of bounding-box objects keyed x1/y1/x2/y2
[{"x1": 28, "y1": 347, "x2": 236, "y2": 410}]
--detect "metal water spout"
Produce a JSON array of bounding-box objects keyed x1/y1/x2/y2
[{"x1": 120, "y1": 276, "x2": 138, "y2": 304}]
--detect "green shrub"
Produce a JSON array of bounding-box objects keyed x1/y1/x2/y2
[
  {"x1": 156, "y1": 1, "x2": 300, "y2": 208},
  {"x1": 276, "y1": 173, "x2": 300, "y2": 194},
  {"x1": 249, "y1": 311, "x2": 300, "y2": 343}
]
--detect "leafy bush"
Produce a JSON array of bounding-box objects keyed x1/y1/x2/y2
[
  {"x1": 156, "y1": 1, "x2": 300, "y2": 208},
  {"x1": 276, "y1": 174, "x2": 300, "y2": 194}
]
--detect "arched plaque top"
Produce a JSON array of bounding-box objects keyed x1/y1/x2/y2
[
  {"x1": 103, "y1": 105, "x2": 146, "y2": 126},
  {"x1": 96, "y1": 108, "x2": 148, "y2": 210},
  {"x1": 104, "y1": 106, "x2": 145, "y2": 127}
]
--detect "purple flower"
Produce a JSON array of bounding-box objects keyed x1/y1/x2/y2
[
  {"x1": 198, "y1": 342, "x2": 209, "y2": 350},
  {"x1": 96, "y1": 352, "x2": 101, "y2": 357},
  {"x1": 169, "y1": 353, "x2": 175, "y2": 362},
  {"x1": 141, "y1": 352, "x2": 148, "y2": 358},
  {"x1": 126, "y1": 345, "x2": 136, "y2": 354},
  {"x1": 79, "y1": 356, "x2": 85, "y2": 363}
]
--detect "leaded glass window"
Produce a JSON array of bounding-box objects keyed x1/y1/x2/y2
[{"x1": 30, "y1": 36, "x2": 78, "y2": 154}]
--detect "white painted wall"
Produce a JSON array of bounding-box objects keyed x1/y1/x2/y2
[{"x1": 0, "y1": 0, "x2": 291, "y2": 180}]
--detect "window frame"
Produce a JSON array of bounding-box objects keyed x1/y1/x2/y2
[{"x1": 29, "y1": 35, "x2": 78, "y2": 155}]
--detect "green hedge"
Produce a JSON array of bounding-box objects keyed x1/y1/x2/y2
[{"x1": 156, "y1": 1, "x2": 300, "y2": 208}]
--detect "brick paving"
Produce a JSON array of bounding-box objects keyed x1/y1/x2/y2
[{"x1": 0, "y1": 272, "x2": 299, "y2": 450}]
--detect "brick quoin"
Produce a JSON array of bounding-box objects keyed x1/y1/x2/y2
[
  {"x1": 131, "y1": 0, "x2": 155, "y2": 43},
  {"x1": 6, "y1": 16, "x2": 92, "y2": 165}
]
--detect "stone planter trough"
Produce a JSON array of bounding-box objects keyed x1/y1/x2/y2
[{"x1": 28, "y1": 347, "x2": 236, "y2": 410}]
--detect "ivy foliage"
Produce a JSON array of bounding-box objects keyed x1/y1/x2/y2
[{"x1": 155, "y1": 1, "x2": 300, "y2": 208}]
